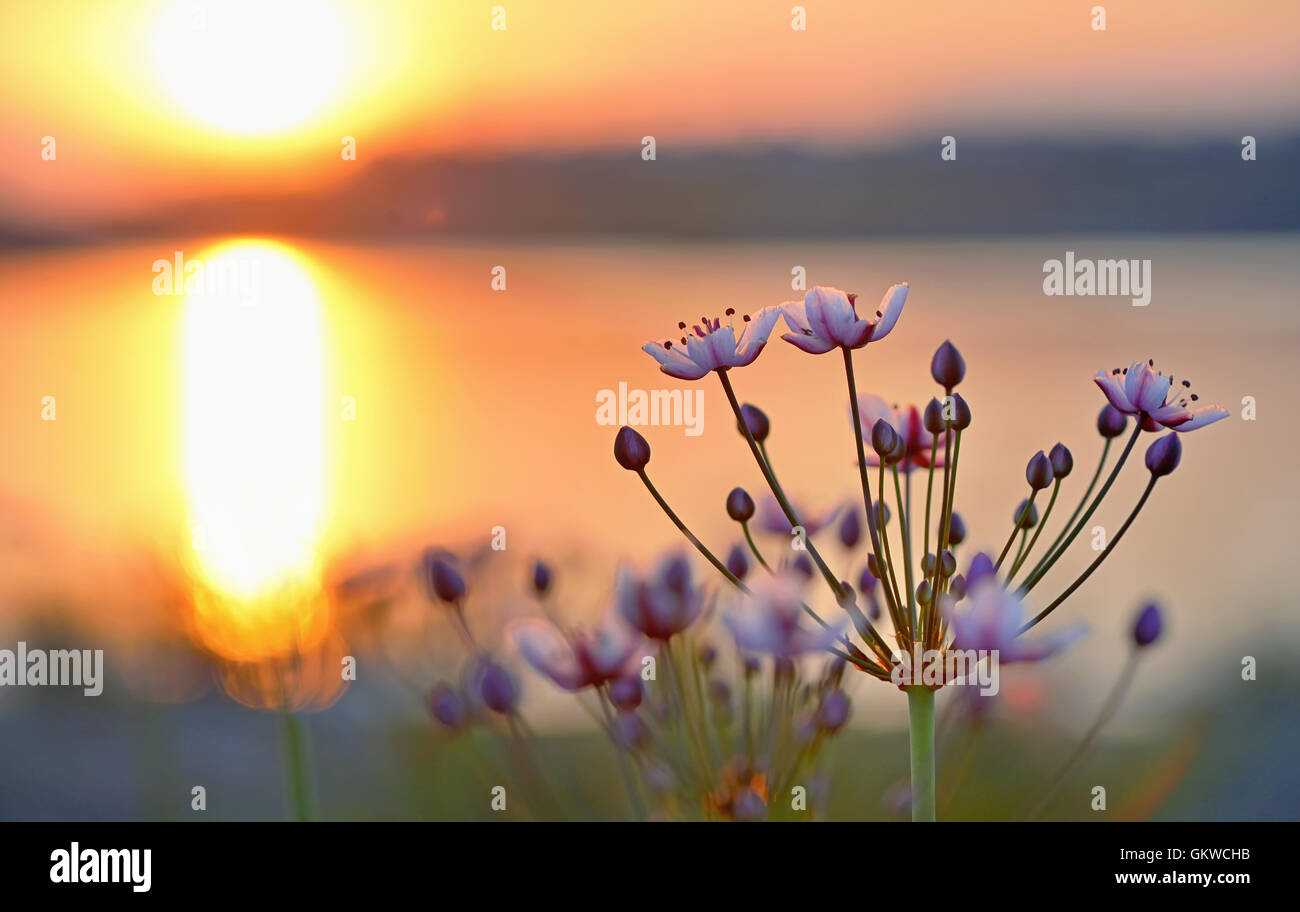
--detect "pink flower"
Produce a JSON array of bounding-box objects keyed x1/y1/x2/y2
[
  {"x1": 617, "y1": 554, "x2": 704, "y2": 640},
  {"x1": 643, "y1": 307, "x2": 783, "y2": 380},
  {"x1": 1093, "y1": 360, "x2": 1228, "y2": 432},
  {"x1": 944, "y1": 576, "x2": 1086, "y2": 664},
  {"x1": 780, "y1": 283, "x2": 907, "y2": 354},
  {"x1": 510, "y1": 608, "x2": 642, "y2": 692},
  {"x1": 724, "y1": 573, "x2": 846, "y2": 659},
  {"x1": 852, "y1": 395, "x2": 950, "y2": 474}
]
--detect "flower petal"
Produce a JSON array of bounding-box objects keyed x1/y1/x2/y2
[
  {"x1": 510, "y1": 618, "x2": 587, "y2": 690},
  {"x1": 1172, "y1": 405, "x2": 1229, "y2": 432},
  {"x1": 1123, "y1": 361, "x2": 1149, "y2": 411},
  {"x1": 1093, "y1": 370, "x2": 1135, "y2": 413},
  {"x1": 868, "y1": 283, "x2": 908, "y2": 342},
  {"x1": 643, "y1": 341, "x2": 709, "y2": 380},
  {"x1": 782, "y1": 330, "x2": 836, "y2": 354},
  {"x1": 808, "y1": 286, "x2": 856, "y2": 346},
  {"x1": 733, "y1": 306, "x2": 781, "y2": 366}
]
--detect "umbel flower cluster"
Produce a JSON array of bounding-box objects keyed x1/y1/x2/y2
[{"x1": 425, "y1": 283, "x2": 1227, "y2": 821}]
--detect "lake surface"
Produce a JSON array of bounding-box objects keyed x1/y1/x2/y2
[{"x1": 0, "y1": 234, "x2": 1296, "y2": 718}]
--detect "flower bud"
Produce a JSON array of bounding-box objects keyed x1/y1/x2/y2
[
  {"x1": 871, "y1": 418, "x2": 900, "y2": 458},
  {"x1": 923, "y1": 398, "x2": 945, "y2": 435},
  {"x1": 916, "y1": 579, "x2": 932, "y2": 606},
  {"x1": 1132, "y1": 602, "x2": 1163, "y2": 648},
  {"x1": 816, "y1": 689, "x2": 851, "y2": 733},
  {"x1": 1026, "y1": 450, "x2": 1053, "y2": 490},
  {"x1": 875, "y1": 501, "x2": 892, "y2": 527},
  {"x1": 791, "y1": 553, "x2": 814, "y2": 580},
  {"x1": 858, "y1": 564, "x2": 878, "y2": 593},
  {"x1": 737, "y1": 404, "x2": 770, "y2": 442},
  {"x1": 726, "y1": 486, "x2": 755, "y2": 522},
  {"x1": 966, "y1": 552, "x2": 995, "y2": 588},
  {"x1": 1049, "y1": 443, "x2": 1074, "y2": 479},
  {"x1": 867, "y1": 553, "x2": 883, "y2": 579},
  {"x1": 939, "y1": 550, "x2": 956, "y2": 578},
  {"x1": 614, "y1": 425, "x2": 651, "y2": 471},
  {"x1": 1145, "y1": 433, "x2": 1182, "y2": 478},
  {"x1": 1097, "y1": 404, "x2": 1128, "y2": 438},
  {"x1": 946, "y1": 512, "x2": 967, "y2": 545},
  {"x1": 422, "y1": 549, "x2": 466, "y2": 604},
  {"x1": 930, "y1": 340, "x2": 966, "y2": 388},
  {"x1": 726, "y1": 543, "x2": 750, "y2": 581},
  {"x1": 950, "y1": 394, "x2": 972, "y2": 430},
  {"x1": 612, "y1": 711, "x2": 651, "y2": 750},
  {"x1": 838, "y1": 508, "x2": 862, "y2": 549},
  {"x1": 531, "y1": 559, "x2": 552, "y2": 596},
  {"x1": 428, "y1": 682, "x2": 466, "y2": 730},
  {"x1": 475, "y1": 659, "x2": 518, "y2": 715},
  {"x1": 609, "y1": 675, "x2": 643, "y2": 710},
  {"x1": 921, "y1": 553, "x2": 936, "y2": 576},
  {"x1": 1013, "y1": 498, "x2": 1039, "y2": 529},
  {"x1": 886, "y1": 434, "x2": 907, "y2": 466},
  {"x1": 949, "y1": 573, "x2": 966, "y2": 600}
]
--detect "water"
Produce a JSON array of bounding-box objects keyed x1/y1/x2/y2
[{"x1": 0, "y1": 234, "x2": 1296, "y2": 712}]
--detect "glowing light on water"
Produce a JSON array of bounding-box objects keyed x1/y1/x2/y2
[{"x1": 182, "y1": 240, "x2": 330, "y2": 660}]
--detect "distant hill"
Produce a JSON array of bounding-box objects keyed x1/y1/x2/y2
[{"x1": 7, "y1": 137, "x2": 1299, "y2": 244}]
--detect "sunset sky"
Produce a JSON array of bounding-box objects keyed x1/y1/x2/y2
[{"x1": 2, "y1": 0, "x2": 1299, "y2": 228}]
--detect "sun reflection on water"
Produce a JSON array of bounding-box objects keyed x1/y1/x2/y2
[{"x1": 181, "y1": 239, "x2": 333, "y2": 665}]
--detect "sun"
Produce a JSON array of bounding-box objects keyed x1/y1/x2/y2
[{"x1": 152, "y1": 0, "x2": 349, "y2": 134}]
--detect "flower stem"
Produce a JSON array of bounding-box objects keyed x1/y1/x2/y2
[
  {"x1": 1025, "y1": 650, "x2": 1140, "y2": 820},
  {"x1": 1008, "y1": 478, "x2": 1061, "y2": 583},
  {"x1": 597, "y1": 687, "x2": 647, "y2": 821},
  {"x1": 282, "y1": 710, "x2": 315, "y2": 822},
  {"x1": 893, "y1": 466, "x2": 917, "y2": 633},
  {"x1": 907, "y1": 687, "x2": 936, "y2": 822},
  {"x1": 742, "y1": 521, "x2": 770, "y2": 571},
  {"x1": 1027, "y1": 438, "x2": 1112, "y2": 582},
  {"x1": 636, "y1": 469, "x2": 747, "y2": 592},
  {"x1": 1020, "y1": 476, "x2": 1159, "y2": 633},
  {"x1": 843, "y1": 349, "x2": 904, "y2": 625},
  {"x1": 995, "y1": 488, "x2": 1036, "y2": 571},
  {"x1": 1021, "y1": 423, "x2": 1142, "y2": 593}
]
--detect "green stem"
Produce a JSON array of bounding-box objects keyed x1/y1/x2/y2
[
  {"x1": 597, "y1": 688, "x2": 647, "y2": 821},
  {"x1": 1025, "y1": 651, "x2": 1140, "y2": 820},
  {"x1": 995, "y1": 488, "x2": 1036, "y2": 571},
  {"x1": 742, "y1": 521, "x2": 770, "y2": 571},
  {"x1": 923, "y1": 433, "x2": 939, "y2": 560},
  {"x1": 1020, "y1": 476, "x2": 1159, "y2": 633},
  {"x1": 720, "y1": 369, "x2": 892, "y2": 664},
  {"x1": 907, "y1": 687, "x2": 936, "y2": 822},
  {"x1": 637, "y1": 469, "x2": 747, "y2": 592},
  {"x1": 892, "y1": 466, "x2": 917, "y2": 633},
  {"x1": 843, "y1": 348, "x2": 904, "y2": 624},
  {"x1": 282, "y1": 711, "x2": 315, "y2": 822},
  {"x1": 1008, "y1": 478, "x2": 1061, "y2": 583},
  {"x1": 1027, "y1": 438, "x2": 1112, "y2": 582},
  {"x1": 1022, "y1": 423, "x2": 1142, "y2": 593}
]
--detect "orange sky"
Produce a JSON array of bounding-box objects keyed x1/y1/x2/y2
[{"x1": 1, "y1": 0, "x2": 1298, "y2": 226}]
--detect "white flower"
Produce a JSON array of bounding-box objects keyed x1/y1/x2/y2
[
  {"x1": 643, "y1": 306, "x2": 782, "y2": 380},
  {"x1": 781, "y1": 284, "x2": 907, "y2": 354}
]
